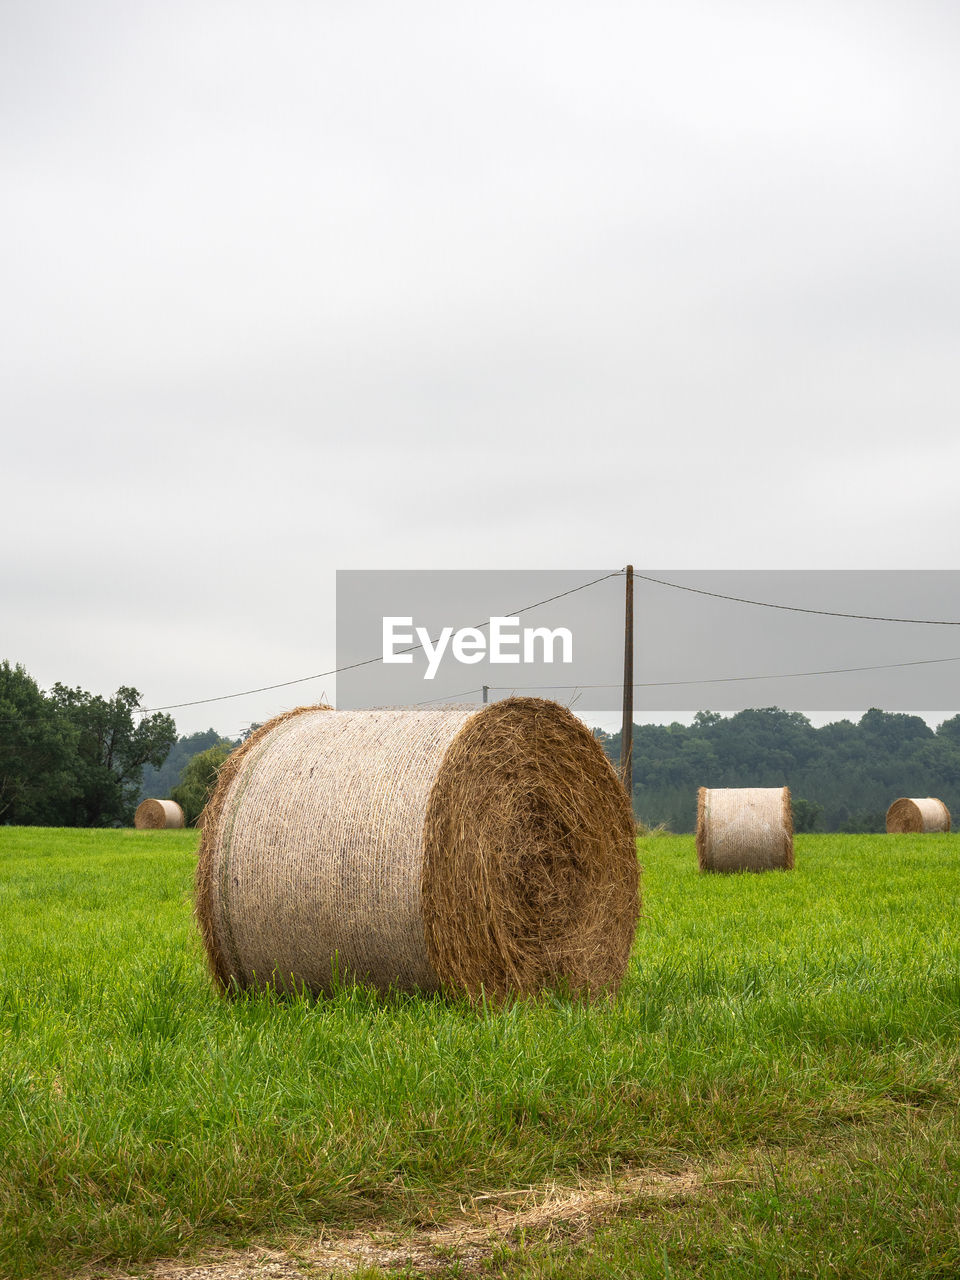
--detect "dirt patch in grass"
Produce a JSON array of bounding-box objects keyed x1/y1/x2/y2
[{"x1": 93, "y1": 1167, "x2": 700, "y2": 1279}]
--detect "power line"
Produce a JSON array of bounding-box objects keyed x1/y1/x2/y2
[
  {"x1": 6, "y1": 569, "x2": 959, "y2": 729},
  {"x1": 5, "y1": 647, "x2": 952, "y2": 730},
  {"x1": 414, "y1": 687, "x2": 485, "y2": 705},
  {"x1": 135, "y1": 570, "x2": 624, "y2": 713},
  {"x1": 635, "y1": 573, "x2": 960, "y2": 625},
  {"x1": 485, "y1": 651, "x2": 960, "y2": 691}
]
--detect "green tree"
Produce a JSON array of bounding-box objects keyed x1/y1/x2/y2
[
  {"x1": 48, "y1": 684, "x2": 176, "y2": 826},
  {"x1": 596, "y1": 706, "x2": 960, "y2": 832},
  {"x1": 692, "y1": 710, "x2": 723, "y2": 731},
  {"x1": 171, "y1": 742, "x2": 234, "y2": 825},
  {"x1": 792, "y1": 797, "x2": 823, "y2": 833},
  {"x1": 139, "y1": 728, "x2": 236, "y2": 803},
  {"x1": 0, "y1": 661, "x2": 77, "y2": 824},
  {"x1": 936, "y1": 714, "x2": 960, "y2": 745},
  {"x1": 858, "y1": 707, "x2": 932, "y2": 749}
]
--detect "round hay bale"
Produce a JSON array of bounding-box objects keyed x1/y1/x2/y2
[
  {"x1": 134, "y1": 798, "x2": 185, "y2": 830},
  {"x1": 885, "y1": 797, "x2": 951, "y2": 833},
  {"x1": 195, "y1": 698, "x2": 638, "y2": 999},
  {"x1": 696, "y1": 786, "x2": 793, "y2": 873}
]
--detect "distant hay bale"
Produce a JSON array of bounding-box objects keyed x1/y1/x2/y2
[
  {"x1": 885, "y1": 797, "x2": 951, "y2": 834},
  {"x1": 195, "y1": 698, "x2": 638, "y2": 1000},
  {"x1": 696, "y1": 786, "x2": 794, "y2": 873},
  {"x1": 134, "y1": 798, "x2": 185, "y2": 830}
]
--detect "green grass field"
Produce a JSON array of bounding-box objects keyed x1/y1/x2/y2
[{"x1": 1, "y1": 826, "x2": 959, "y2": 1278}]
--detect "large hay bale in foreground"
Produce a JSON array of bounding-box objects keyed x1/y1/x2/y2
[
  {"x1": 885, "y1": 797, "x2": 951, "y2": 833},
  {"x1": 697, "y1": 786, "x2": 794, "y2": 873},
  {"x1": 195, "y1": 698, "x2": 638, "y2": 999},
  {"x1": 135, "y1": 798, "x2": 185, "y2": 829}
]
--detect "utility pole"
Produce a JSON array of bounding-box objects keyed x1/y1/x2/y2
[
  {"x1": 619, "y1": 565, "x2": 634, "y2": 803},
  {"x1": 482, "y1": 685, "x2": 489, "y2": 704}
]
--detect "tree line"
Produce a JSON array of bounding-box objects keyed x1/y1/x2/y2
[
  {"x1": 0, "y1": 661, "x2": 177, "y2": 826},
  {"x1": 150, "y1": 735, "x2": 239, "y2": 825},
  {"x1": 595, "y1": 707, "x2": 960, "y2": 832},
  {"x1": 0, "y1": 661, "x2": 252, "y2": 828},
  {"x1": 4, "y1": 658, "x2": 957, "y2": 832}
]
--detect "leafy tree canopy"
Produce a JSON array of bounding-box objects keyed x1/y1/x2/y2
[
  {"x1": 0, "y1": 661, "x2": 77, "y2": 824},
  {"x1": 0, "y1": 663, "x2": 176, "y2": 827},
  {"x1": 47, "y1": 683, "x2": 176, "y2": 826},
  {"x1": 170, "y1": 742, "x2": 234, "y2": 826},
  {"x1": 139, "y1": 728, "x2": 233, "y2": 804},
  {"x1": 599, "y1": 706, "x2": 960, "y2": 833}
]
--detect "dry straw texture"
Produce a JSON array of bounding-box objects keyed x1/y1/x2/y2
[
  {"x1": 696, "y1": 786, "x2": 794, "y2": 873},
  {"x1": 885, "y1": 797, "x2": 951, "y2": 833},
  {"x1": 134, "y1": 798, "x2": 185, "y2": 830},
  {"x1": 195, "y1": 698, "x2": 638, "y2": 999}
]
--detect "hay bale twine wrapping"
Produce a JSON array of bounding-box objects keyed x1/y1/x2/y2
[
  {"x1": 195, "y1": 698, "x2": 638, "y2": 999},
  {"x1": 135, "y1": 798, "x2": 185, "y2": 830},
  {"x1": 885, "y1": 797, "x2": 951, "y2": 833},
  {"x1": 697, "y1": 786, "x2": 794, "y2": 873}
]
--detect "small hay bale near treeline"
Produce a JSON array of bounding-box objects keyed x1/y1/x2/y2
[
  {"x1": 885, "y1": 797, "x2": 951, "y2": 833},
  {"x1": 134, "y1": 798, "x2": 185, "y2": 830},
  {"x1": 195, "y1": 698, "x2": 639, "y2": 1001},
  {"x1": 697, "y1": 786, "x2": 794, "y2": 873}
]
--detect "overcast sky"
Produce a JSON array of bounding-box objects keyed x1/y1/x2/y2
[{"x1": 3, "y1": 1, "x2": 959, "y2": 737}]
